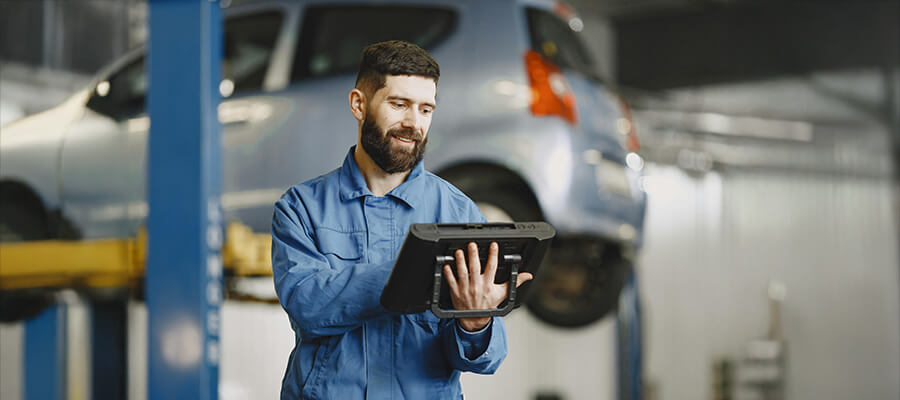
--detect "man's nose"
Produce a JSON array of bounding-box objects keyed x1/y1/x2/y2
[{"x1": 400, "y1": 108, "x2": 423, "y2": 133}]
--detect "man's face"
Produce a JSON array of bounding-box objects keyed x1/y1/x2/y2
[{"x1": 360, "y1": 75, "x2": 436, "y2": 174}]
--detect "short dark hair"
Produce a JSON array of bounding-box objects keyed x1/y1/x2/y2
[{"x1": 355, "y1": 40, "x2": 440, "y2": 96}]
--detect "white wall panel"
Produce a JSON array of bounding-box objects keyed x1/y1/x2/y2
[
  {"x1": 462, "y1": 311, "x2": 617, "y2": 400},
  {"x1": 639, "y1": 164, "x2": 899, "y2": 399}
]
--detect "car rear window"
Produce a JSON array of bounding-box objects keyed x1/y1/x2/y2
[
  {"x1": 526, "y1": 8, "x2": 598, "y2": 80},
  {"x1": 291, "y1": 5, "x2": 457, "y2": 82}
]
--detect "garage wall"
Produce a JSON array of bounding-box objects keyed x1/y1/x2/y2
[
  {"x1": 638, "y1": 165, "x2": 899, "y2": 399},
  {"x1": 0, "y1": 322, "x2": 23, "y2": 400},
  {"x1": 0, "y1": 0, "x2": 143, "y2": 74},
  {"x1": 462, "y1": 311, "x2": 618, "y2": 400}
]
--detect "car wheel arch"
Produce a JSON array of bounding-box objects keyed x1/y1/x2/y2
[
  {"x1": 0, "y1": 179, "x2": 52, "y2": 239},
  {"x1": 0, "y1": 180, "x2": 48, "y2": 217},
  {"x1": 436, "y1": 161, "x2": 544, "y2": 220}
]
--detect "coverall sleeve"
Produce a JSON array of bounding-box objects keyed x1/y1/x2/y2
[
  {"x1": 441, "y1": 317, "x2": 508, "y2": 374},
  {"x1": 439, "y1": 198, "x2": 508, "y2": 374},
  {"x1": 271, "y1": 197, "x2": 392, "y2": 340}
]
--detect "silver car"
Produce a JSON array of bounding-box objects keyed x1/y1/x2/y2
[{"x1": 0, "y1": 0, "x2": 646, "y2": 326}]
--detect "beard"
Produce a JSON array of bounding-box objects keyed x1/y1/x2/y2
[{"x1": 359, "y1": 115, "x2": 427, "y2": 174}]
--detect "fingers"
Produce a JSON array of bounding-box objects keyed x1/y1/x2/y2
[
  {"x1": 467, "y1": 242, "x2": 480, "y2": 280},
  {"x1": 454, "y1": 249, "x2": 468, "y2": 292},
  {"x1": 515, "y1": 272, "x2": 533, "y2": 288},
  {"x1": 448, "y1": 244, "x2": 534, "y2": 310},
  {"x1": 484, "y1": 242, "x2": 499, "y2": 285},
  {"x1": 443, "y1": 264, "x2": 459, "y2": 294}
]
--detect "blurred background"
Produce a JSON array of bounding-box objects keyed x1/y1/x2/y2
[{"x1": 0, "y1": 0, "x2": 897, "y2": 399}]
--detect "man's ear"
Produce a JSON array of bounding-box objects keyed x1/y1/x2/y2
[{"x1": 349, "y1": 88, "x2": 366, "y2": 122}]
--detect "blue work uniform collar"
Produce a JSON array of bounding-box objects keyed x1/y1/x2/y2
[{"x1": 339, "y1": 145, "x2": 425, "y2": 209}]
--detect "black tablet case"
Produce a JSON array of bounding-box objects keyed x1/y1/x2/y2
[{"x1": 380, "y1": 222, "x2": 555, "y2": 317}]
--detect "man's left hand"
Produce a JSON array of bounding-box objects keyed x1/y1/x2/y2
[{"x1": 443, "y1": 241, "x2": 533, "y2": 332}]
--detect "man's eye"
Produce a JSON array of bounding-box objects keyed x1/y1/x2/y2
[
  {"x1": 422, "y1": 108, "x2": 433, "y2": 115},
  {"x1": 391, "y1": 102, "x2": 406, "y2": 109}
]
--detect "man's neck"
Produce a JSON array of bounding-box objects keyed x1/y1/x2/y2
[{"x1": 354, "y1": 145, "x2": 412, "y2": 197}]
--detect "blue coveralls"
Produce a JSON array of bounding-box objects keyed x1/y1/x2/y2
[{"x1": 271, "y1": 146, "x2": 508, "y2": 399}]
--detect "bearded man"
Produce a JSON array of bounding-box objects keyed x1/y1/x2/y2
[{"x1": 271, "y1": 40, "x2": 532, "y2": 399}]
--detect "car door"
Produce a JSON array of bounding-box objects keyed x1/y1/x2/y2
[
  {"x1": 59, "y1": 4, "x2": 293, "y2": 238},
  {"x1": 214, "y1": 5, "x2": 297, "y2": 233},
  {"x1": 59, "y1": 53, "x2": 147, "y2": 239}
]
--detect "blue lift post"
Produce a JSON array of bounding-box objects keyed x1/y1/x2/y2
[
  {"x1": 616, "y1": 269, "x2": 644, "y2": 400},
  {"x1": 24, "y1": 305, "x2": 67, "y2": 400},
  {"x1": 146, "y1": 1, "x2": 223, "y2": 399},
  {"x1": 91, "y1": 298, "x2": 127, "y2": 400}
]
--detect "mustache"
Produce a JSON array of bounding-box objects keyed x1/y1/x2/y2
[{"x1": 388, "y1": 127, "x2": 423, "y2": 142}]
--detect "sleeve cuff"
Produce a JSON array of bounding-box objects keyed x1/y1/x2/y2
[
  {"x1": 455, "y1": 318, "x2": 493, "y2": 360},
  {"x1": 456, "y1": 319, "x2": 493, "y2": 335}
]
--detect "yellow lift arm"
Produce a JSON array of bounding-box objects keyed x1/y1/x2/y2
[{"x1": 0, "y1": 223, "x2": 272, "y2": 291}]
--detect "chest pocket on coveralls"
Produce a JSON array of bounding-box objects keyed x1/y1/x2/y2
[{"x1": 316, "y1": 228, "x2": 365, "y2": 262}]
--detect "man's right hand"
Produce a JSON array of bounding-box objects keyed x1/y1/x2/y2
[{"x1": 443, "y1": 242, "x2": 533, "y2": 331}]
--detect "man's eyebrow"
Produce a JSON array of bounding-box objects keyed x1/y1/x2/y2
[{"x1": 386, "y1": 95, "x2": 436, "y2": 109}]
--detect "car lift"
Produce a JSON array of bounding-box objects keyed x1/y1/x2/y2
[
  {"x1": 0, "y1": 1, "x2": 272, "y2": 399},
  {"x1": 0, "y1": 223, "x2": 273, "y2": 292},
  {"x1": 0, "y1": 223, "x2": 272, "y2": 399}
]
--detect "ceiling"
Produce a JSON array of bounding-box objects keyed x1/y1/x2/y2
[
  {"x1": 568, "y1": 0, "x2": 897, "y2": 20},
  {"x1": 565, "y1": 0, "x2": 899, "y2": 90},
  {"x1": 563, "y1": 0, "x2": 899, "y2": 171}
]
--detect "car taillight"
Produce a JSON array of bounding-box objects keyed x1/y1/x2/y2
[
  {"x1": 524, "y1": 50, "x2": 577, "y2": 125},
  {"x1": 615, "y1": 94, "x2": 640, "y2": 153},
  {"x1": 553, "y1": 1, "x2": 575, "y2": 20}
]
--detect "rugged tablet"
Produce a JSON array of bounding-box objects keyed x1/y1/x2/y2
[{"x1": 380, "y1": 222, "x2": 555, "y2": 318}]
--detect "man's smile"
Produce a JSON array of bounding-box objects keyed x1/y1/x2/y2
[{"x1": 393, "y1": 136, "x2": 416, "y2": 145}]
